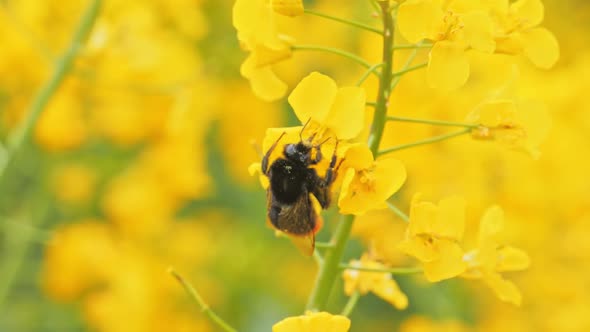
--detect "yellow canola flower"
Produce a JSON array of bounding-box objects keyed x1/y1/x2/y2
[
  {"x1": 397, "y1": 194, "x2": 467, "y2": 282},
  {"x1": 271, "y1": 0, "x2": 304, "y2": 17},
  {"x1": 397, "y1": 0, "x2": 496, "y2": 90},
  {"x1": 342, "y1": 254, "x2": 408, "y2": 309},
  {"x1": 400, "y1": 316, "x2": 470, "y2": 332},
  {"x1": 50, "y1": 163, "x2": 97, "y2": 204},
  {"x1": 34, "y1": 82, "x2": 88, "y2": 152},
  {"x1": 461, "y1": 205, "x2": 530, "y2": 306},
  {"x1": 43, "y1": 221, "x2": 117, "y2": 301},
  {"x1": 233, "y1": 0, "x2": 295, "y2": 101},
  {"x1": 288, "y1": 72, "x2": 366, "y2": 140},
  {"x1": 467, "y1": 100, "x2": 551, "y2": 159},
  {"x1": 273, "y1": 311, "x2": 351, "y2": 332},
  {"x1": 338, "y1": 144, "x2": 406, "y2": 215},
  {"x1": 488, "y1": 0, "x2": 559, "y2": 69}
]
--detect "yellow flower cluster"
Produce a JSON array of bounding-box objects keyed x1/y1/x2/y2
[
  {"x1": 398, "y1": 195, "x2": 529, "y2": 305},
  {"x1": 398, "y1": 0, "x2": 558, "y2": 90}
]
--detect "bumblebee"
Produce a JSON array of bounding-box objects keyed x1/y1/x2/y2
[{"x1": 261, "y1": 124, "x2": 340, "y2": 255}]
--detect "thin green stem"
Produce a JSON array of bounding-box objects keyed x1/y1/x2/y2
[
  {"x1": 340, "y1": 291, "x2": 360, "y2": 317},
  {"x1": 0, "y1": 199, "x2": 49, "y2": 308},
  {"x1": 367, "y1": 0, "x2": 380, "y2": 13},
  {"x1": 304, "y1": 9, "x2": 382, "y2": 34},
  {"x1": 315, "y1": 242, "x2": 335, "y2": 249},
  {"x1": 169, "y1": 268, "x2": 238, "y2": 332},
  {"x1": 387, "y1": 116, "x2": 479, "y2": 129},
  {"x1": 391, "y1": 62, "x2": 427, "y2": 77},
  {"x1": 306, "y1": 214, "x2": 355, "y2": 311},
  {"x1": 366, "y1": 101, "x2": 377, "y2": 107},
  {"x1": 292, "y1": 45, "x2": 375, "y2": 70},
  {"x1": 313, "y1": 250, "x2": 324, "y2": 266},
  {"x1": 0, "y1": 0, "x2": 101, "y2": 180},
  {"x1": 386, "y1": 201, "x2": 409, "y2": 222},
  {"x1": 392, "y1": 43, "x2": 432, "y2": 50},
  {"x1": 356, "y1": 62, "x2": 384, "y2": 86},
  {"x1": 339, "y1": 264, "x2": 422, "y2": 275},
  {"x1": 378, "y1": 128, "x2": 472, "y2": 156},
  {"x1": 389, "y1": 43, "x2": 423, "y2": 93},
  {"x1": 367, "y1": 1, "x2": 395, "y2": 155}
]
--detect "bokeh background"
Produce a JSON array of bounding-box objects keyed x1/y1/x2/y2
[{"x1": 0, "y1": 0, "x2": 588, "y2": 331}]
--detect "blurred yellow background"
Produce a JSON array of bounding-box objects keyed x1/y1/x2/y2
[{"x1": 0, "y1": 0, "x2": 588, "y2": 331}]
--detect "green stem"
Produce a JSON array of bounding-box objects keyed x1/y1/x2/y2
[
  {"x1": 387, "y1": 116, "x2": 478, "y2": 129},
  {"x1": 339, "y1": 264, "x2": 422, "y2": 275},
  {"x1": 367, "y1": 0, "x2": 380, "y2": 13},
  {"x1": 367, "y1": 1, "x2": 395, "y2": 155},
  {"x1": 315, "y1": 242, "x2": 335, "y2": 249},
  {"x1": 391, "y1": 62, "x2": 427, "y2": 77},
  {"x1": 0, "y1": 0, "x2": 101, "y2": 180},
  {"x1": 378, "y1": 128, "x2": 472, "y2": 156},
  {"x1": 356, "y1": 62, "x2": 384, "y2": 86},
  {"x1": 385, "y1": 201, "x2": 409, "y2": 222},
  {"x1": 340, "y1": 291, "x2": 360, "y2": 317},
  {"x1": 389, "y1": 43, "x2": 423, "y2": 93},
  {"x1": 0, "y1": 204, "x2": 49, "y2": 307},
  {"x1": 292, "y1": 45, "x2": 375, "y2": 70},
  {"x1": 366, "y1": 101, "x2": 377, "y2": 107},
  {"x1": 313, "y1": 250, "x2": 324, "y2": 266},
  {"x1": 305, "y1": 2, "x2": 395, "y2": 313},
  {"x1": 305, "y1": 214, "x2": 355, "y2": 311},
  {"x1": 169, "y1": 269, "x2": 238, "y2": 332},
  {"x1": 304, "y1": 9, "x2": 382, "y2": 34}
]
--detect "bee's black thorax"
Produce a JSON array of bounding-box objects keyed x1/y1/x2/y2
[{"x1": 269, "y1": 157, "x2": 315, "y2": 205}]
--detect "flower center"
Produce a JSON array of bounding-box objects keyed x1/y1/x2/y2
[{"x1": 436, "y1": 11, "x2": 464, "y2": 41}]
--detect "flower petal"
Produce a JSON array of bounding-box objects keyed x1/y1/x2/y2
[
  {"x1": 324, "y1": 87, "x2": 366, "y2": 140},
  {"x1": 373, "y1": 157, "x2": 407, "y2": 201},
  {"x1": 520, "y1": 27, "x2": 559, "y2": 69},
  {"x1": 483, "y1": 272, "x2": 522, "y2": 305},
  {"x1": 423, "y1": 240, "x2": 466, "y2": 282},
  {"x1": 478, "y1": 205, "x2": 504, "y2": 243},
  {"x1": 371, "y1": 276, "x2": 409, "y2": 309},
  {"x1": 398, "y1": 236, "x2": 440, "y2": 263},
  {"x1": 408, "y1": 193, "x2": 435, "y2": 236},
  {"x1": 432, "y1": 195, "x2": 466, "y2": 240},
  {"x1": 288, "y1": 72, "x2": 338, "y2": 124},
  {"x1": 511, "y1": 0, "x2": 544, "y2": 29},
  {"x1": 341, "y1": 144, "x2": 374, "y2": 170},
  {"x1": 460, "y1": 12, "x2": 495, "y2": 53},
  {"x1": 254, "y1": 43, "x2": 292, "y2": 67},
  {"x1": 497, "y1": 246, "x2": 531, "y2": 272},
  {"x1": 241, "y1": 55, "x2": 288, "y2": 101},
  {"x1": 397, "y1": 0, "x2": 444, "y2": 43},
  {"x1": 271, "y1": 0, "x2": 304, "y2": 17},
  {"x1": 427, "y1": 41, "x2": 470, "y2": 90},
  {"x1": 273, "y1": 312, "x2": 351, "y2": 332}
]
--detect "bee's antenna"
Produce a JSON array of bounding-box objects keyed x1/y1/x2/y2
[
  {"x1": 315, "y1": 136, "x2": 332, "y2": 147},
  {"x1": 299, "y1": 117, "x2": 312, "y2": 142}
]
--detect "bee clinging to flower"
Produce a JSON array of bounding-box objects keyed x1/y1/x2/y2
[{"x1": 261, "y1": 119, "x2": 342, "y2": 255}]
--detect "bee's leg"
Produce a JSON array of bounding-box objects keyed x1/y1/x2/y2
[
  {"x1": 261, "y1": 132, "x2": 286, "y2": 175},
  {"x1": 320, "y1": 141, "x2": 340, "y2": 186},
  {"x1": 310, "y1": 147, "x2": 322, "y2": 165}
]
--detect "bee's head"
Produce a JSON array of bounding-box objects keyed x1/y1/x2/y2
[{"x1": 284, "y1": 141, "x2": 313, "y2": 164}]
